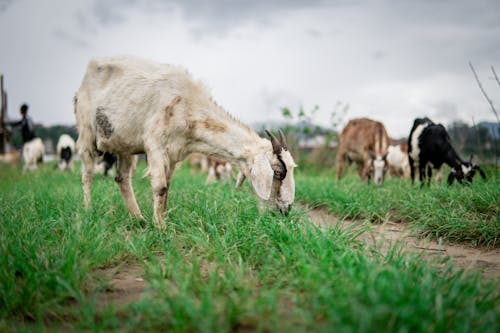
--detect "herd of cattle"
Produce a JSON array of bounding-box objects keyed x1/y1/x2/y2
[{"x1": 0, "y1": 56, "x2": 487, "y2": 226}]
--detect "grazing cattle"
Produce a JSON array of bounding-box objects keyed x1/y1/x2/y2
[
  {"x1": 75, "y1": 56, "x2": 296, "y2": 228},
  {"x1": 56, "y1": 134, "x2": 76, "y2": 171},
  {"x1": 407, "y1": 118, "x2": 486, "y2": 185},
  {"x1": 387, "y1": 144, "x2": 410, "y2": 178},
  {"x1": 22, "y1": 137, "x2": 44, "y2": 171},
  {"x1": 336, "y1": 118, "x2": 389, "y2": 185},
  {"x1": 206, "y1": 156, "x2": 233, "y2": 184}
]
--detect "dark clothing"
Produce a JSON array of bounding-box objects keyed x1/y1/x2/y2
[{"x1": 8, "y1": 115, "x2": 35, "y2": 144}]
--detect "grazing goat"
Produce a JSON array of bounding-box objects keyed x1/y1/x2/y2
[
  {"x1": 56, "y1": 134, "x2": 76, "y2": 171},
  {"x1": 336, "y1": 118, "x2": 389, "y2": 185},
  {"x1": 94, "y1": 152, "x2": 117, "y2": 176},
  {"x1": 408, "y1": 117, "x2": 434, "y2": 183},
  {"x1": 189, "y1": 153, "x2": 209, "y2": 173},
  {"x1": 22, "y1": 137, "x2": 44, "y2": 171},
  {"x1": 75, "y1": 56, "x2": 296, "y2": 228},
  {"x1": 387, "y1": 144, "x2": 410, "y2": 179},
  {"x1": 0, "y1": 149, "x2": 21, "y2": 165},
  {"x1": 408, "y1": 118, "x2": 486, "y2": 185},
  {"x1": 206, "y1": 156, "x2": 233, "y2": 184}
]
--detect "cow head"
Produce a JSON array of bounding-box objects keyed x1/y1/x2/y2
[{"x1": 248, "y1": 130, "x2": 297, "y2": 216}]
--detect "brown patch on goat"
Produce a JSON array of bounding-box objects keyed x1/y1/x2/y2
[
  {"x1": 96, "y1": 107, "x2": 114, "y2": 139},
  {"x1": 164, "y1": 96, "x2": 182, "y2": 124},
  {"x1": 199, "y1": 119, "x2": 227, "y2": 133}
]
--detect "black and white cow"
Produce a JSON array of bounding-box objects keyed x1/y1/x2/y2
[{"x1": 408, "y1": 117, "x2": 486, "y2": 185}]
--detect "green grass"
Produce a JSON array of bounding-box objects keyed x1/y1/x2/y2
[
  {"x1": 296, "y1": 168, "x2": 500, "y2": 247},
  {"x1": 0, "y1": 163, "x2": 498, "y2": 332}
]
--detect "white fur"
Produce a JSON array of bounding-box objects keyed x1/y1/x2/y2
[
  {"x1": 373, "y1": 158, "x2": 385, "y2": 185},
  {"x1": 387, "y1": 145, "x2": 410, "y2": 178},
  {"x1": 56, "y1": 134, "x2": 76, "y2": 171},
  {"x1": 75, "y1": 56, "x2": 296, "y2": 227},
  {"x1": 22, "y1": 138, "x2": 45, "y2": 171},
  {"x1": 409, "y1": 123, "x2": 429, "y2": 161},
  {"x1": 461, "y1": 164, "x2": 471, "y2": 175}
]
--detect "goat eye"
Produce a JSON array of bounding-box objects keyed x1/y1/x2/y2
[{"x1": 274, "y1": 169, "x2": 285, "y2": 180}]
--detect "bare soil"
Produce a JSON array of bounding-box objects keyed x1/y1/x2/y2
[
  {"x1": 308, "y1": 208, "x2": 500, "y2": 280},
  {"x1": 98, "y1": 263, "x2": 147, "y2": 308}
]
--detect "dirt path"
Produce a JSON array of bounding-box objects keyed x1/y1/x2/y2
[
  {"x1": 308, "y1": 208, "x2": 500, "y2": 280},
  {"x1": 98, "y1": 263, "x2": 147, "y2": 308}
]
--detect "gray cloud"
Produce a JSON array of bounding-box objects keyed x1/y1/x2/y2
[
  {"x1": 0, "y1": 0, "x2": 13, "y2": 12},
  {"x1": 52, "y1": 29, "x2": 89, "y2": 48}
]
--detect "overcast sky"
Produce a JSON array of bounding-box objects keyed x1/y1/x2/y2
[{"x1": 0, "y1": 0, "x2": 499, "y2": 138}]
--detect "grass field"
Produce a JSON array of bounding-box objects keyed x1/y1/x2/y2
[{"x1": 0, "y1": 162, "x2": 498, "y2": 332}]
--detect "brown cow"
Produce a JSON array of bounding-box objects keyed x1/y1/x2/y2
[{"x1": 336, "y1": 118, "x2": 389, "y2": 185}]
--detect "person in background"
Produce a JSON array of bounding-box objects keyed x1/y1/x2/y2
[{"x1": 8, "y1": 103, "x2": 35, "y2": 144}]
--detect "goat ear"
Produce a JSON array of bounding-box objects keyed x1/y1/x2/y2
[
  {"x1": 447, "y1": 171, "x2": 456, "y2": 185},
  {"x1": 235, "y1": 171, "x2": 246, "y2": 188},
  {"x1": 475, "y1": 165, "x2": 486, "y2": 179},
  {"x1": 250, "y1": 154, "x2": 273, "y2": 200}
]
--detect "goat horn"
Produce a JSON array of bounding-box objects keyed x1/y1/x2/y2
[
  {"x1": 278, "y1": 129, "x2": 288, "y2": 151},
  {"x1": 265, "y1": 130, "x2": 282, "y2": 155}
]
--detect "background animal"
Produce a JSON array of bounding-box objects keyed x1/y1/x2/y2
[
  {"x1": 408, "y1": 118, "x2": 486, "y2": 185},
  {"x1": 94, "y1": 152, "x2": 117, "y2": 176},
  {"x1": 0, "y1": 149, "x2": 21, "y2": 166},
  {"x1": 336, "y1": 118, "x2": 389, "y2": 185},
  {"x1": 56, "y1": 134, "x2": 75, "y2": 171},
  {"x1": 206, "y1": 156, "x2": 233, "y2": 184},
  {"x1": 408, "y1": 117, "x2": 434, "y2": 183},
  {"x1": 75, "y1": 56, "x2": 296, "y2": 228},
  {"x1": 22, "y1": 137, "x2": 44, "y2": 171},
  {"x1": 386, "y1": 144, "x2": 410, "y2": 179}
]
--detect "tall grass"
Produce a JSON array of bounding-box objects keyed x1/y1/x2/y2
[{"x1": 0, "y1": 163, "x2": 498, "y2": 332}]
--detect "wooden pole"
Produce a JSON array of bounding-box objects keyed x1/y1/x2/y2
[{"x1": 0, "y1": 74, "x2": 6, "y2": 154}]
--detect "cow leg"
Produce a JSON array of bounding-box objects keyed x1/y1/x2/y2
[{"x1": 116, "y1": 154, "x2": 144, "y2": 220}]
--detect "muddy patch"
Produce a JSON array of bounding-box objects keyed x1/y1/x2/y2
[
  {"x1": 98, "y1": 263, "x2": 147, "y2": 308},
  {"x1": 307, "y1": 207, "x2": 500, "y2": 280}
]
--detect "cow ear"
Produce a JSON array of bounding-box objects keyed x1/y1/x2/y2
[
  {"x1": 447, "y1": 171, "x2": 456, "y2": 185},
  {"x1": 249, "y1": 154, "x2": 273, "y2": 200}
]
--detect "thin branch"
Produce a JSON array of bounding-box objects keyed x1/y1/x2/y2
[
  {"x1": 492, "y1": 66, "x2": 500, "y2": 87},
  {"x1": 469, "y1": 61, "x2": 499, "y2": 123}
]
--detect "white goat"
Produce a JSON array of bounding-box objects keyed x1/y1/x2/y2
[
  {"x1": 75, "y1": 56, "x2": 296, "y2": 228},
  {"x1": 386, "y1": 144, "x2": 410, "y2": 179},
  {"x1": 56, "y1": 134, "x2": 76, "y2": 171},
  {"x1": 22, "y1": 137, "x2": 44, "y2": 171}
]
